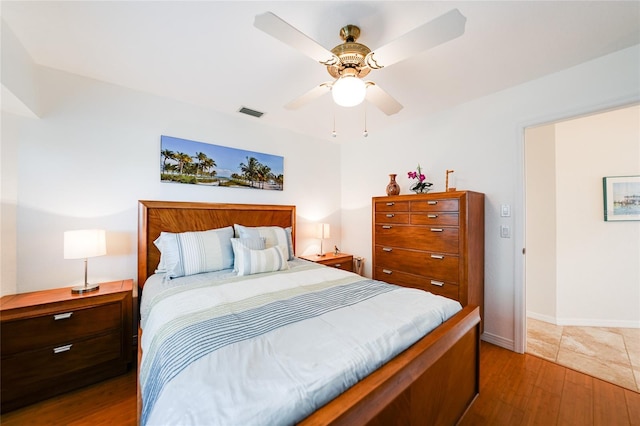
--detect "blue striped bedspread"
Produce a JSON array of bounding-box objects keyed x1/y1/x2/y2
[{"x1": 140, "y1": 260, "x2": 461, "y2": 426}]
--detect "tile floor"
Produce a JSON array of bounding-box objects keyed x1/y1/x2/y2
[{"x1": 526, "y1": 317, "x2": 640, "y2": 392}]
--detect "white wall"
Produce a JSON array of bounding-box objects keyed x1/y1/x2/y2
[
  {"x1": 340, "y1": 45, "x2": 640, "y2": 350},
  {"x1": 1, "y1": 63, "x2": 343, "y2": 295},
  {"x1": 525, "y1": 124, "x2": 557, "y2": 320},
  {"x1": 526, "y1": 106, "x2": 640, "y2": 328},
  {"x1": 555, "y1": 107, "x2": 640, "y2": 326}
]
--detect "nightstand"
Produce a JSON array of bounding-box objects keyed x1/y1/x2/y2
[
  {"x1": 0, "y1": 279, "x2": 133, "y2": 413},
  {"x1": 299, "y1": 252, "x2": 354, "y2": 273}
]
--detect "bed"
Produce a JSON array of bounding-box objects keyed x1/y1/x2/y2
[{"x1": 137, "y1": 200, "x2": 481, "y2": 425}]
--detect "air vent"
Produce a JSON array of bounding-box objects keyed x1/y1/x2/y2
[{"x1": 238, "y1": 107, "x2": 264, "y2": 118}]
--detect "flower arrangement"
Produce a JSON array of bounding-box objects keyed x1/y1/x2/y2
[{"x1": 407, "y1": 164, "x2": 433, "y2": 193}]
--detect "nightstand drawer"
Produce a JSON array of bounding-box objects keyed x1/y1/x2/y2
[
  {"x1": 323, "y1": 258, "x2": 353, "y2": 272},
  {"x1": 1, "y1": 302, "x2": 122, "y2": 355},
  {"x1": 1, "y1": 332, "x2": 122, "y2": 402}
]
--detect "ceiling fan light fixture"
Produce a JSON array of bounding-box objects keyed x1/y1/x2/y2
[{"x1": 331, "y1": 75, "x2": 366, "y2": 107}]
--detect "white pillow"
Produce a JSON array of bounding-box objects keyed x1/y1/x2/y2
[
  {"x1": 231, "y1": 241, "x2": 289, "y2": 276},
  {"x1": 154, "y1": 226, "x2": 234, "y2": 279},
  {"x1": 230, "y1": 237, "x2": 266, "y2": 271},
  {"x1": 233, "y1": 224, "x2": 294, "y2": 260}
]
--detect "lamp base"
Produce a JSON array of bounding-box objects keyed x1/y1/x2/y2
[
  {"x1": 71, "y1": 283, "x2": 100, "y2": 294},
  {"x1": 316, "y1": 253, "x2": 326, "y2": 257}
]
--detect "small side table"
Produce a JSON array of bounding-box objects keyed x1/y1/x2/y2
[
  {"x1": 299, "y1": 252, "x2": 354, "y2": 273},
  {"x1": 0, "y1": 280, "x2": 133, "y2": 412}
]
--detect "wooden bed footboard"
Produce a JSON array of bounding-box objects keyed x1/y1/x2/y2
[{"x1": 300, "y1": 305, "x2": 481, "y2": 426}]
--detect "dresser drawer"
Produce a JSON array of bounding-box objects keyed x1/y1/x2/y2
[
  {"x1": 1, "y1": 331, "x2": 122, "y2": 402},
  {"x1": 411, "y1": 199, "x2": 459, "y2": 212},
  {"x1": 375, "y1": 225, "x2": 459, "y2": 254},
  {"x1": 374, "y1": 246, "x2": 459, "y2": 282},
  {"x1": 410, "y1": 212, "x2": 459, "y2": 226},
  {"x1": 374, "y1": 201, "x2": 410, "y2": 212},
  {"x1": 374, "y1": 267, "x2": 459, "y2": 301},
  {"x1": 375, "y1": 212, "x2": 410, "y2": 224},
  {"x1": 1, "y1": 302, "x2": 122, "y2": 355}
]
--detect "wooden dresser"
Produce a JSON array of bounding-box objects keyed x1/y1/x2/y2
[
  {"x1": 372, "y1": 191, "x2": 484, "y2": 327},
  {"x1": 0, "y1": 280, "x2": 133, "y2": 412}
]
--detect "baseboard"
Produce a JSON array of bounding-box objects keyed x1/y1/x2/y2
[
  {"x1": 481, "y1": 332, "x2": 514, "y2": 351},
  {"x1": 555, "y1": 318, "x2": 640, "y2": 328},
  {"x1": 527, "y1": 311, "x2": 640, "y2": 328}
]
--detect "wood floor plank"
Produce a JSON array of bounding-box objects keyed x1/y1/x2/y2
[
  {"x1": 625, "y1": 389, "x2": 640, "y2": 426},
  {"x1": 557, "y1": 370, "x2": 594, "y2": 426},
  {"x1": 593, "y1": 377, "x2": 632, "y2": 426}
]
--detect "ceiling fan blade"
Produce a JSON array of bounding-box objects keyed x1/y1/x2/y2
[
  {"x1": 365, "y1": 83, "x2": 403, "y2": 116},
  {"x1": 254, "y1": 12, "x2": 340, "y2": 66},
  {"x1": 285, "y1": 83, "x2": 332, "y2": 110},
  {"x1": 365, "y1": 8, "x2": 466, "y2": 69}
]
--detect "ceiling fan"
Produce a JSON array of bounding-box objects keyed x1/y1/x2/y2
[{"x1": 254, "y1": 9, "x2": 466, "y2": 116}]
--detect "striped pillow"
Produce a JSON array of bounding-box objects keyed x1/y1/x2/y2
[
  {"x1": 154, "y1": 226, "x2": 234, "y2": 279},
  {"x1": 231, "y1": 242, "x2": 289, "y2": 276},
  {"x1": 234, "y1": 224, "x2": 294, "y2": 260}
]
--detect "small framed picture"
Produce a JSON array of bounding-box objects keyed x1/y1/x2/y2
[{"x1": 603, "y1": 175, "x2": 640, "y2": 221}]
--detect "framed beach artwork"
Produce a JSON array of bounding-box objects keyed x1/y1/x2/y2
[
  {"x1": 160, "y1": 135, "x2": 284, "y2": 191},
  {"x1": 603, "y1": 175, "x2": 640, "y2": 221}
]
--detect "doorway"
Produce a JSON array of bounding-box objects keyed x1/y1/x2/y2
[{"x1": 523, "y1": 104, "x2": 640, "y2": 392}]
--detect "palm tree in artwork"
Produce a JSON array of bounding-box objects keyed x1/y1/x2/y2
[
  {"x1": 275, "y1": 174, "x2": 284, "y2": 190},
  {"x1": 257, "y1": 164, "x2": 272, "y2": 189},
  {"x1": 193, "y1": 152, "x2": 214, "y2": 178},
  {"x1": 161, "y1": 149, "x2": 175, "y2": 173},
  {"x1": 202, "y1": 157, "x2": 217, "y2": 177},
  {"x1": 240, "y1": 156, "x2": 260, "y2": 188},
  {"x1": 175, "y1": 152, "x2": 192, "y2": 175}
]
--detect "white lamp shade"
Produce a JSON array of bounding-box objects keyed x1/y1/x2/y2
[
  {"x1": 64, "y1": 229, "x2": 107, "y2": 259},
  {"x1": 331, "y1": 76, "x2": 366, "y2": 107},
  {"x1": 316, "y1": 223, "x2": 330, "y2": 240}
]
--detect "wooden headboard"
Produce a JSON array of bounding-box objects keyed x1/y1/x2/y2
[{"x1": 137, "y1": 200, "x2": 296, "y2": 288}]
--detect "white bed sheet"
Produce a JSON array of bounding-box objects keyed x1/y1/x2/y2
[{"x1": 140, "y1": 259, "x2": 461, "y2": 426}]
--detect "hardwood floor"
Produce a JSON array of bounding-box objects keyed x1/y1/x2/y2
[
  {"x1": 0, "y1": 366, "x2": 137, "y2": 426},
  {"x1": 461, "y1": 342, "x2": 640, "y2": 425},
  {"x1": 1, "y1": 342, "x2": 638, "y2": 425}
]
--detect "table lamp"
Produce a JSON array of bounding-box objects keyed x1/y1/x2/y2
[
  {"x1": 64, "y1": 229, "x2": 106, "y2": 294},
  {"x1": 316, "y1": 223, "x2": 330, "y2": 256}
]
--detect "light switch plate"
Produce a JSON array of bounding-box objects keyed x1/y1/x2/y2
[
  {"x1": 501, "y1": 204, "x2": 511, "y2": 217},
  {"x1": 500, "y1": 225, "x2": 511, "y2": 238}
]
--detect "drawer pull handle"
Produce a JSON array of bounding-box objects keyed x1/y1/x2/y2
[
  {"x1": 334, "y1": 264, "x2": 341, "y2": 267},
  {"x1": 53, "y1": 344, "x2": 73, "y2": 354},
  {"x1": 382, "y1": 247, "x2": 393, "y2": 252},
  {"x1": 430, "y1": 228, "x2": 444, "y2": 232},
  {"x1": 428, "y1": 214, "x2": 438, "y2": 218},
  {"x1": 382, "y1": 225, "x2": 392, "y2": 229},
  {"x1": 386, "y1": 202, "x2": 395, "y2": 206},
  {"x1": 428, "y1": 201, "x2": 438, "y2": 205},
  {"x1": 54, "y1": 312, "x2": 73, "y2": 320},
  {"x1": 431, "y1": 254, "x2": 444, "y2": 259},
  {"x1": 386, "y1": 213, "x2": 395, "y2": 218},
  {"x1": 431, "y1": 280, "x2": 445, "y2": 287},
  {"x1": 382, "y1": 269, "x2": 393, "y2": 274}
]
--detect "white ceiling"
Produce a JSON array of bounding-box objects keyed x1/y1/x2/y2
[{"x1": 2, "y1": 1, "x2": 639, "y2": 141}]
